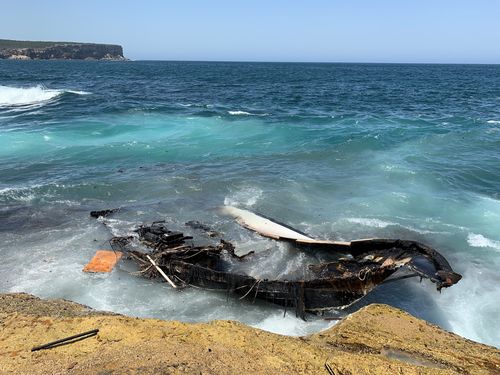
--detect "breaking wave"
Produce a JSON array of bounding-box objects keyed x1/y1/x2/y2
[
  {"x1": 0, "y1": 85, "x2": 90, "y2": 108},
  {"x1": 486, "y1": 120, "x2": 500, "y2": 125}
]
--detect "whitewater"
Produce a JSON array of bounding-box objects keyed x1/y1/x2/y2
[
  {"x1": 0, "y1": 84, "x2": 89, "y2": 107},
  {"x1": 0, "y1": 60, "x2": 499, "y2": 347}
]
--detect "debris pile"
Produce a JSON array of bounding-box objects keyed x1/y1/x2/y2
[{"x1": 102, "y1": 208, "x2": 461, "y2": 319}]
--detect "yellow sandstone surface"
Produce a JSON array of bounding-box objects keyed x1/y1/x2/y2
[{"x1": 0, "y1": 293, "x2": 498, "y2": 374}]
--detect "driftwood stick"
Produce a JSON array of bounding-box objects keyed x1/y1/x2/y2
[
  {"x1": 146, "y1": 255, "x2": 177, "y2": 289},
  {"x1": 31, "y1": 329, "x2": 99, "y2": 351},
  {"x1": 324, "y1": 362, "x2": 335, "y2": 375}
]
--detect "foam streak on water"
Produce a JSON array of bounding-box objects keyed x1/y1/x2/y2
[{"x1": 0, "y1": 61, "x2": 499, "y2": 347}]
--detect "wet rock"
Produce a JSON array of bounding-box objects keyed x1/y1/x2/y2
[{"x1": 90, "y1": 209, "x2": 119, "y2": 219}]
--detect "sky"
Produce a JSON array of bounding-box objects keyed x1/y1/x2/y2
[{"x1": 1, "y1": 0, "x2": 500, "y2": 63}]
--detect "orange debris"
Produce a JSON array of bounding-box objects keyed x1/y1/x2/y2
[{"x1": 83, "y1": 250, "x2": 123, "y2": 273}]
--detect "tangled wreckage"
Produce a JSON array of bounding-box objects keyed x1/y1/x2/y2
[{"x1": 101, "y1": 206, "x2": 461, "y2": 319}]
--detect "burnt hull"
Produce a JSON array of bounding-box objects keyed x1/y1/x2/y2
[
  {"x1": 162, "y1": 258, "x2": 396, "y2": 315},
  {"x1": 106, "y1": 217, "x2": 461, "y2": 319}
]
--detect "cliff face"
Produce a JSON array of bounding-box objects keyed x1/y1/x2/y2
[
  {"x1": 0, "y1": 293, "x2": 498, "y2": 374},
  {"x1": 0, "y1": 40, "x2": 126, "y2": 60}
]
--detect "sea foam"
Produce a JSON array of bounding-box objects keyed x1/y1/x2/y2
[
  {"x1": 0, "y1": 85, "x2": 89, "y2": 107},
  {"x1": 224, "y1": 186, "x2": 263, "y2": 207},
  {"x1": 346, "y1": 217, "x2": 396, "y2": 228},
  {"x1": 467, "y1": 233, "x2": 500, "y2": 251}
]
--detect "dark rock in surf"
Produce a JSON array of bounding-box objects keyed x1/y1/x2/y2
[{"x1": 90, "y1": 209, "x2": 119, "y2": 219}]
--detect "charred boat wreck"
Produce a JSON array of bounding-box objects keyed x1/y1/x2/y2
[{"x1": 108, "y1": 207, "x2": 461, "y2": 319}]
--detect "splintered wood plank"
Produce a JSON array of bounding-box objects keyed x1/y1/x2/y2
[{"x1": 83, "y1": 250, "x2": 123, "y2": 273}]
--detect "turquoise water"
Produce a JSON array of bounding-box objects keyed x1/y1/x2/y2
[{"x1": 0, "y1": 61, "x2": 499, "y2": 346}]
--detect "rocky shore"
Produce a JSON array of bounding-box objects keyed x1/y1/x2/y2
[
  {"x1": 0, "y1": 293, "x2": 498, "y2": 374},
  {"x1": 0, "y1": 39, "x2": 126, "y2": 60}
]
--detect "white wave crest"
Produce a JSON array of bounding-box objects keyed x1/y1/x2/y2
[
  {"x1": 179, "y1": 103, "x2": 213, "y2": 108},
  {"x1": 467, "y1": 233, "x2": 500, "y2": 251},
  {"x1": 486, "y1": 120, "x2": 500, "y2": 125},
  {"x1": 0, "y1": 85, "x2": 90, "y2": 107},
  {"x1": 228, "y1": 110, "x2": 269, "y2": 116}
]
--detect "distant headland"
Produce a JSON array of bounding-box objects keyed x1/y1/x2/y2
[{"x1": 0, "y1": 39, "x2": 127, "y2": 60}]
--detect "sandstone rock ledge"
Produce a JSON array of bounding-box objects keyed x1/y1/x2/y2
[{"x1": 0, "y1": 293, "x2": 498, "y2": 374}]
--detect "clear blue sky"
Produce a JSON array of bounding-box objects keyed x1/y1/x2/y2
[{"x1": 2, "y1": 0, "x2": 499, "y2": 63}]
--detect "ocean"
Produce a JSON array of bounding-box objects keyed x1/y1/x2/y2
[{"x1": 0, "y1": 60, "x2": 499, "y2": 347}]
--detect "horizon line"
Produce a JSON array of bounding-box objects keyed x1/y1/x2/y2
[{"x1": 128, "y1": 59, "x2": 500, "y2": 66}]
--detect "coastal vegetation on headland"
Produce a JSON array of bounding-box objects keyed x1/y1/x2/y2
[
  {"x1": 1, "y1": 293, "x2": 498, "y2": 374},
  {"x1": 0, "y1": 39, "x2": 78, "y2": 49},
  {"x1": 0, "y1": 39, "x2": 126, "y2": 60}
]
